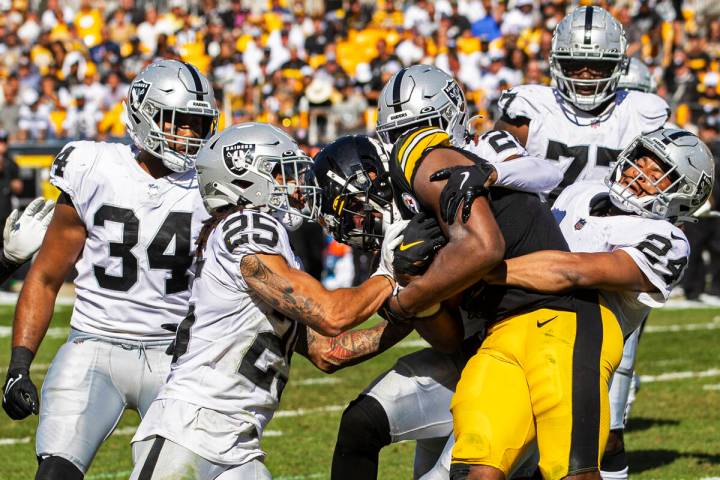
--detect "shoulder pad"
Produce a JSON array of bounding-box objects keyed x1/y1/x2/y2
[
  {"x1": 627, "y1": 91, "x2": 670, "y2": 128},
  {"x1": 497, "y1": 85, "x2": 549, "y2": 120},
  {"x1": 220, "y1": 210, "x2": 287, "y2": 258},
  {"x1": 390, "y1": 126, "x2": 451, "y2": 186},
  {"x1": 49, "y1": 141, "x2": 100, "y2": 213}
]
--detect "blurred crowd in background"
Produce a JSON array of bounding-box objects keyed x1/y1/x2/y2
[{"x1": 0, "y1": 0, "x2": 718, "y2": 299}]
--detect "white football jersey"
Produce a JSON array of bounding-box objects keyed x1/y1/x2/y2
[
  {"x1": 464, "y1": 128, "x2": 527, "y2": 163},
  {"x1": 552, "y1": 181, "x2": 689, "y2": 336},
  {"x1": 498, "y1": 84, "x2": 669, "y2": 196},
  {"x1": 50, "y1": 141, "x2": 207, "y2": 340},
  {"x1": 150, "y1": 210, "x2": 299, "y2": 462}
]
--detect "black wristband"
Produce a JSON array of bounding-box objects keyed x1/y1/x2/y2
[
  {"x1": 9, "y1": 346, "x2": 34, "y2": 373},
  {"x1": 0, "y1": 253, "x2": 22, "y2": 276}
]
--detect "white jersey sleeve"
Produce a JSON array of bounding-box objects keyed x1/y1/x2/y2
[
  {"x1": 468, "y1": 129, "x2": 527, "y2": 162},
  {"x1": 215, "y1": 210, "x2": 299, "y2": 291},
  {"x1": 608, "y1": 220, "x2": 689, "y2": 307},
  {"x1": 49, "y1": 141, "x2": 100, "y2": 218}
]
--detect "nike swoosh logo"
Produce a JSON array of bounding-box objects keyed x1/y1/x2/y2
[
  {"x1": 3, "y1": 374, "x2": 21, "y2": 401},
  {"x1": 536, "y1": 316, "x2": 558, "y2": 328},
  {"x1": 459, "y1": 171, "x2": 470, "y2": 190},
  {"x1": 399, "y1": 240, "x2": 425, "y2": 251}
]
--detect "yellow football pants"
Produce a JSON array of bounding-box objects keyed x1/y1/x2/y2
[{"x1": 451, "y1": 298, "x2": 623, "y2": 479}]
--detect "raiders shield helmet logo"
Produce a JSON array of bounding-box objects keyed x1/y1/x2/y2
[
  {"x1": 129, "y1": 80, "x2": 151, "y2": 111},
  {"x1": 692, "y1": 172, "x2": 713, "y2": 207},
  {"x1": 224, "y1": 142, "x2": 255, "y2": 175},
  {"x1": 443, "y1": 81, "x2": 464, "y2": 111}
]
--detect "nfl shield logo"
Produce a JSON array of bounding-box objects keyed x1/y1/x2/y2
[
  {"x1": 224, "y1": 142, "x2": 255, "y2": 175},
  {"x1": 574, "y1": 218, "x2": 587, "y2": 230}
]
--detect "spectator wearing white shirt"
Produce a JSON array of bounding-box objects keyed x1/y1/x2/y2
[
  {"x1": 62, "y1": 93, "x2": 102, "y2": 139},
  {"x1": 137, "y1": 6, "x2": 161, "y2": 55},
  {"x1": 501, "y1": 0, "x2": 536, "y2": 36},
  {"x1": 41, "y1": 0, "x2": 74, "y2": 31},
  {"x1": 18, "y1": 89, "x2": 52, "y2": 142}
]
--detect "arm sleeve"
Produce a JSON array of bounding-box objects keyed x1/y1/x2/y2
[
  {"x1": 497, "y1": 86, "x2": 541, "y2": 121},
  {"x1": 493, "y1": 155, "x2": 564, "y2": 193},
  {"x1": 0, "y1": 255, "x2": 22, "y2": 285}
]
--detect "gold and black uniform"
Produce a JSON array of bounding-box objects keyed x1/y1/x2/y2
[{"x1": 389, "y1": 126, "x2": 623, "y2": 479}]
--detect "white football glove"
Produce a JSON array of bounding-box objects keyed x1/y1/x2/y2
[
  {"x1": 3, "y1": 197, "x2": 55, "y2": 264},
  {"x1": 371, "y1": 219, "x2": 409, "y2": 282}
]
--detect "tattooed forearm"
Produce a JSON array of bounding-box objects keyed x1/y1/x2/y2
[
  {"x1": 300, "y1": 320, "x2": 413, "y2": 372},
  {"x1": 240, "y1": 254, "x2": 328, "y2": 329}
]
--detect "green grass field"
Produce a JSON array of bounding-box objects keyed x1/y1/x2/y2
[{"x1": 1, "y1": 304, "x2": 719, "y2": 479}]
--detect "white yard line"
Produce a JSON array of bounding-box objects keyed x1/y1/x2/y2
[
  {"x1": 295, "y1": 377, "x2": 341, "y2": 386},
  {"x1": 702, "y1": 384, "x2": 720, "y2": 391},
  {"x1": 0, "y1": 326, "x2": 68, "y2": 338},
  {"x1": 640, "y1": 368, "x2": 720, "y2": 383},
  {"x1": 274, "y1": 405, "x2": 344, "y2": 418}
]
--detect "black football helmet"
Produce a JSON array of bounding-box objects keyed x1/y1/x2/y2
[{"x1": 309, "y1": 135, "x2": 396, "y2": 251}]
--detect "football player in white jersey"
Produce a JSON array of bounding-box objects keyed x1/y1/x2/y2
[
  {"x1": 2, "y1": 59, "x2": 219, "y2": 480},
  {"x1": 495, "y1": 6, "x2": 670, "y2": 199},
  {"x1": 129, "y1": 123, "x2": 411, "y2": 480},
  {"x1": 419, "y1": 127, "x2": 714, "y2": 479},
  {"x1": 323, "y1": 65, "x2": 564, "y2": 480},
  {"x1": 0, "y1": 197, "x2": 54, "y2": 285}
]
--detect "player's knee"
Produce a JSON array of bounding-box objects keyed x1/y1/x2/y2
[
  {"x1": 335, "y1": 394, "x2": 391, "y2": 452},
  {"x1": 36, "y1": 456, "x2": 84, "y2": 480}
]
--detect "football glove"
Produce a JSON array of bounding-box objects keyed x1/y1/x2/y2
[
  {"x1": 371, "y1": 219, "x2": 408, "y2": 283},
  {"x1": 430, "y1": 162, "x2": 494, "y2": 225},
  {"x1": 393, "y1": 212, "x2": 447, "y2": 277},
  {"x1": 3, "y1": 197, "x2": 55, "y2": 264},
  {"x1": 2, "y1": 347, "x2": 39, "y2": 420}
]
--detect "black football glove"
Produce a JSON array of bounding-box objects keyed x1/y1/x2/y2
[
  {"x1": 161, "y1": 323, "x2": 179, "y2": 356},
  {"x1": 3, "y1": 347, "x2": 39, "y2": 420},
  {"x1": 393, "y1": 212, "x2": 447, "y2": 277},
  {"x1": 429, "y1": 161, "x2": 495, "y2": 225}
]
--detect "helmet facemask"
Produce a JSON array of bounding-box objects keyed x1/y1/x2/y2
[
  {"x1": 320, "y1": 169, "x2": 395, "y2": 251},
  {"x1": 607, "y1": 141, "x2": 684, "y2": 221},
  {"x1": 551, "y1": 56, "x2": 626, "y2": 111},
  {"x1": 263, "y1": 153, "x2": 323, "y2": 231},
  {"x1": 141, "y1": 100, "x2": 218, "y2": 172}
]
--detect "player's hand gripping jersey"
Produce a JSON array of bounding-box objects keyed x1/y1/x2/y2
[
  {"x1": 552, "y1": 181, "x2": 689, "y2": 336},
  {"x1": 389, "y1": 126, "x2": 575, "y2": 325},
  {"x1": 498, "y1": 85, "x2": 669, "y2": 196},
  {"x1": 134, "y1": 210, "x2": 299, "y2": 465},
  {"x1": 50, "y1": 141, "x2": 207, "y2": 339}
]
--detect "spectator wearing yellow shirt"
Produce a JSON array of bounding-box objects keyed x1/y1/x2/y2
[{"x1": 74, "y1": 0, "x2": 104, "y2": 48}]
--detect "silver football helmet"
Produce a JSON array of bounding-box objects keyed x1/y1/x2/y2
[
  {"x1": 196, "y1": 122, "x2": 321, "y2": 231},
  {"x1": 123, "y1": 59, "x2": 219, "y2": 172},
  {"x1": 618, "y1": 57, "x2": 655, "y2": 93},
  {"x1": 607, "y1": 128, "x2": 715, "y2": 224},
  {"x1": 376, "y1": 64, "x2": 468, "y2": 152},
  {"x1": 550, "y1": 6, "x2": 628, "y2": 111}
]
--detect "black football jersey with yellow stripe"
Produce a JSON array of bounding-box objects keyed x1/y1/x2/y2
[{"x1": 388, "y1": 126, "x2": 575, "y2": 324}]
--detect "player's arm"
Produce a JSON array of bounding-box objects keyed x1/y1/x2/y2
[
  {"x1": 391, "y1": 148, "x2": 506, "y2": 316},
  {"x1": 4, "y1": 194, "x2": 85, "y2": 420},
  {"x1": 484, "y1": 249, "x2": 657, "y2": 293},
  {"x1": 13, "y1": 194, "x2": 86, "y2": 351},
  {"x1": 295, "y1": 320, "x2": 414, "y2": 373},
  {"x1": 240, "y1": 253, "x2": 393, "y2": 337}
]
